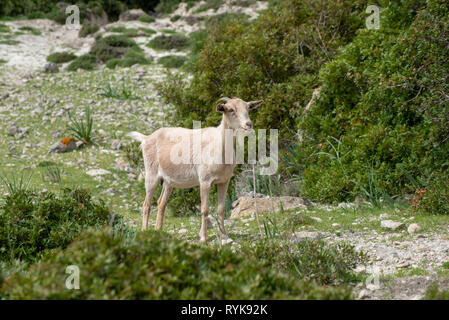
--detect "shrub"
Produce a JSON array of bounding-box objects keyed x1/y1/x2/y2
[
  {"x1": 0, "y1": 188, "x2": 112, "y2": 263},
  {"x1": 297, "y1": 0, "x2": 449, "y2": 202},
  {"x1": 137, "y1": 14, "x2": 156, "y2": 23},
  {"x1": 424, "y1": 284, "x2": 449, "y2": 300},
  {"x1": 0, "y1": 24, "x2": 10, "y2": 33},
  {"x1": 67, "y1": 54, "x2": 97, "y2": 71},
  {"x1": 89, "y1": 35, "x2": 142, "y2": 66},
  {"x1": 158, "y1": 55, "x2": 186, "y2": 68},
  {"x1": 246, "y1": 239, "x2": 367, "y2": 286},
  {"x1": 157, "y1": 0, "x2": 366, "y2": 131},
  {"x1": 122, "y1": 142, "x2": 143, "y2": 167},
  {"x1": 0, "y1": 230, "x2": 352, "y2": 299},
  {"x1": 78, "y1": 23, "x2": 99, "y2": 38},
  {"x1": 46, "y1": 52, "x2": 77, "y2": 64},
  {"x1": 67, "y1": 105, "x2": 94, "y2": 144},
  {"x1": 155, "y1": 0, "x2": 199, "y2": 14},
  {"x1": 418, "y1": 172, "x2": 449, "y2": 215},
  {"x1": 18, "y1": 26, "x2": 41, "y2": 35},
  {"x1": 147, "y1": 33, "x2": 189, "y2": 51}
]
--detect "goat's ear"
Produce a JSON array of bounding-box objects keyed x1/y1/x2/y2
[
  {"x1": 216, "y1": 104, "x2": 226, "y2": 113},
  {"x1": 247, "y1": 100, "x2": 263, "y2": 110}
]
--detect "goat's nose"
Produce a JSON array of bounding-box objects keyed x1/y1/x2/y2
[{"x1": 246, "y1": 121, "x2": 253, "y2": 129}]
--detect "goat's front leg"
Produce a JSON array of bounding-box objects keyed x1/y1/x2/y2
[
  {"x1": 217, "y1": 181, "x2": 232, "y2": 244},
  {"x1": 199, "y1": 182, "x2": 211, "y2": 243}
]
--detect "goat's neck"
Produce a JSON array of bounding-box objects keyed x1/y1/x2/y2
[{"x1": 217, "y1": 116, "x2": 237, "y2": 165}]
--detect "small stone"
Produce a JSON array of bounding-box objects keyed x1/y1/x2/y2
[
  {"x1": 292, "y1": 231, "x2": 324, "y2": 242},
  {"x1": 44, "y1": 63, "x2": 59, "y2": 73},
  {"x1": 358, "y1": 289, "x2": 369, "y2": 300},
  {"x1": 310, "y1": 216, "x2": 322, "y2": 223},
  {"x1": 48, "y1": 137, "x2": 77, "y2": 153},
  {"x1": 381, "y1": 220, "x2": 405, "y2": 230},
  {"x1": 178, "y1": 228, "x2": 188, "y2": 234},
  {"x1": 86, "y1": 169, "x2": 111, "y2": 176},
  {"x1": 408, "y1": 223, "x2": 422, "y2": 234},
  {"x1": 221, "y1": 238, "x2": 234, "y2": 245}
]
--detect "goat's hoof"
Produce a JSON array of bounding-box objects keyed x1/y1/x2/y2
[{"x1": 221, "y1": 238, "x2": 234, "y2": 245}]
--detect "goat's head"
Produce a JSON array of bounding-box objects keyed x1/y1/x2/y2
[{"x1": 216, "y1": 97, "x2": 263, "y2": 131}]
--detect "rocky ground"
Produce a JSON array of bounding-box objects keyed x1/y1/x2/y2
[{"x1": 1, "y1": 0, "x2": 448, "y2": 300}]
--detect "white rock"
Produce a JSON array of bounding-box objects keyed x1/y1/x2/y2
[
  {"x1": 221, "y1": 238, "x2": 234, "y2": 245},
  {"x1": 408, "y1": 223, "x2": 422, "y2": 234},
  {"x1": 178, "y1": 228, "x2": 187, "y2": 234},
  {"x1": 310, "y1": 216, "x2": 322, "y2": 223},
  {"x1": 381, "y1": 220, "x2": 405, "y2": 230},
  {"x1": 86, "y1": 169, "x2": 111, "y2": 176}
]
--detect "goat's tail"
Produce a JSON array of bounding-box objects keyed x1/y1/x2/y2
[{"x1": 127, "y1": 131, "x2": 146, "y2": 143}]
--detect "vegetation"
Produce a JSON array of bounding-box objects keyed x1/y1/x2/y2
[
  {"x1": 67, "y1": 106, "x2": 94, "y2": 144},
  {"x1": 79, "y1": 23, "x2": 100, "y2": 38},
  {"x1": 147, "y1": 33, "x2": 189, "y2": 51},
  {"x1": 158, "y1": 55, "x2": 186, "y2": 68},
  {"x1": 137, "y1": 14, "x2": 155, "y2": 23},
  {"x1": 0, "y1": 188, "x2": 112, "y2": 263},
  {"x1": 157, "y1": 0, "x2": 449, "y2": 208},
  {"x1": 46, "y1": 52, "x2": 77, "y2": 64},
  {"x1": 67, "y1": 54, "x2": 97, "y2": 71},
  {"x1": 0, "y1": 230, "x2": 358, "y2": 299}
]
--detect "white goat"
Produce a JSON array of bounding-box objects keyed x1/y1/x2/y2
[{"x1": 128, "y1": 97, "x2": 262, "y2": 243}]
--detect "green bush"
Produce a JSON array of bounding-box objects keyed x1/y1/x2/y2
[
  {"x1": 424, "y1": 284, "x2": 449, "y2": 300},
  {"x1": 147, "y1": 33, "x2": 189, "y2": 51},
  {"x1": 0, "y1": 188, "x2": 112, "y2": 263},
  {"x1": 155, "y1": 0, "x2": 199, "y2": 14},
  {"x1": 297, "y1": 0, "x2": 449, "y2": 202},
  {"x1": 157, "y1": 0, "x2": 366, "y2": 131},
  {"x1": 78, "y1": 23, "x2": 99, "y2": 38},
  {"x1": 106, "y1": 48, "x2": 151, "y2": 69},
  {"x1": 158, "y1": 55, "x2": 186, "y2": 68},
  {"x1": 247, "y1": 239, "x2": 367, "y2": 286},
  {"x1": 67, "y1": 54, "x2": 97, "y2": 71},
  {"x1": 46, "y1": 52, "x2": 77, "y2": 64},
  {"x1": 0, "y1": 230, "x2": 352, "y2": 299},
  {"x1": 0, "y1": 1, "x2": 160, "y2": 22},
  {"x1": 137, "y1": 14, "x2": 155, "y2": 23},
  {"x1": 418, "y1": 172, "x2": 449, "y2": 215},
  {"x1": 18, "y1": 26, "x2": 41, "y2": 35}
]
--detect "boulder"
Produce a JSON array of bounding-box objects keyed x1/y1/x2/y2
[
  {"x1": 230, "y1": 196, "x2": 309, "y2": 219},
  {"x1": 119, "y1": 9, "x2": 146, "y2": 21},
  {"x1": 291, "y1": 231, "x2": 326, "y2": 242},
  {"x1": 44, "y1": 63, "x2": 59, "y2": 73},
  {"x1": 408, "y1": 223, "x2": 422, "y2": 234},
  {"x1": 380, "y1": 220, "x2": 405, "y2": 230},
  {"x1": 48, "y1": 137, "x2": 77, "y2": 153}
]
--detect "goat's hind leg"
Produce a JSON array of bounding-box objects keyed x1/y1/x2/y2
[
  {"x1": 141, "y1": 175, "x2": 159, "y2": 231},
  {"x1": 217, "y1": 181, "x2": 233, "y2": 244},
  {"x1": 155, "y1": 181, "x2": 173, "y2": 230}
]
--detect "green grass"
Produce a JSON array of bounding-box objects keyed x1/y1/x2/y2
[
  {"x1": 137, "y1": 14, "x2": 156, "y2": 23},
  {"x1": 67, "y1": 54, "x2": 97, "y2": 71},
  {"x1": 147, "y1": 33, "x2": 189, "y2": 51},
  {"x1": 0, "y1": 59, "x2": 6, "y2": 64},
  {"x1": 157, "y1": 55, "x2": 186, "y2": 68},
  {"x1": 67, "y1": 105, "x2": 94, "y2": 144},
  {"x1": 0, "y1": 24, "x2": 10, "y2": 33},
  {"x1": 0, "y1": 39, "x2": 20, "y2": 45},
  {"x1": 79, "y1": 23, "x2": 99, "y2": 38},
  {"x1": 47, "y1": 52, "x2": 77, "y2": 64},
  {"x1": 18, "y1": 26, "x2": 41, "y2": 35}
]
